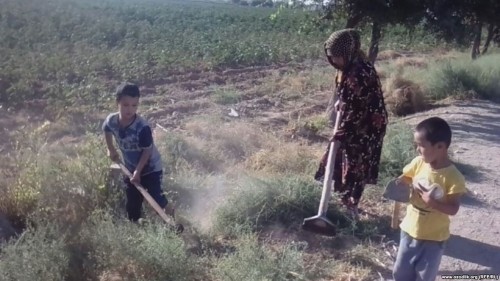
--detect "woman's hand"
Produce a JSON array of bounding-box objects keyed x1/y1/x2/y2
[
  {"x1": 331, "y1": 103, "x2": 343, "y2": 141},
  {"x1": 334, "y1": 99, "x2": 340, "y2": 112}
]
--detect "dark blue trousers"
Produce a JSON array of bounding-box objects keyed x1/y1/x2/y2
[{"x1": 123, "y1": 171, "x2": 168, "y2": 222}]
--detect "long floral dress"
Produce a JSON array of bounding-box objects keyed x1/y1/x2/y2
[{"x1": 315, "y1": 58, "x2": 388, "y2": 207}]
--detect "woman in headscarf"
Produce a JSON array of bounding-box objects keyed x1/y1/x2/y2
[{"x1": 314, "y1": 29, "x2": 388, "y2": 218}]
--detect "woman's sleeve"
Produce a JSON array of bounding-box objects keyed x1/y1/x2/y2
[{"x1": 332, "y1": 74, "x2": 365, "y2": 142}]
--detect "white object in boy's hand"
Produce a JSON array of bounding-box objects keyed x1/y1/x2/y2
[
  {"x1": 429, "y1": 183, "x2": 444, "y2": 200},
  {"x1": 415, "y1": 179, "x2": 444, "y2": 200}
]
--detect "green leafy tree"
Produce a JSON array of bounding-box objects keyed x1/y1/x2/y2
[
  {"x1": 421, "y1": 0, "x2": 500, "y2": 59},
  {"x1": 321, "y1": 0, "x2": 426, "y2": 62}
]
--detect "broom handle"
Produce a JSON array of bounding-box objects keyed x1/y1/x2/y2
[
  {"x1": 117, "y1": 163, "x2": 173, "y2": 226},
  {"x1": 318, "y1": 109, "x2": 342, "y2": 216},
  {"x1": 391, "y1": 201, "x2": 401, "y2": 229}
]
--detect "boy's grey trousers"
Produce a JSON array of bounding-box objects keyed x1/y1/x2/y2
[{"x1": 393, "y1": 230, "x2": 446, "y2": 281}]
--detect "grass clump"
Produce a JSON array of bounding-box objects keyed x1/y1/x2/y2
[
  {"x1": 212, "y1": 233, "x2": 308, "y2": 281},
  {"x1": 303, "y1": 115, "x2": 329, "y2": 134},
  {"x1": 212, "y1": 87, "x2": 243, "y2": 105},
  {"x1": 383, "y1": 73, "x2": 428, "y2": 116},
  {"x1": 423, "y1": 54, "x2": 500, "y2": 101},
  {"x1": 212, "y1": 175, "x2": 347, "y2": 236}
]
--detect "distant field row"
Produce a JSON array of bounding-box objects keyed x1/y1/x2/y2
[{"x1": 0, "y1": 0, "x2": 440, "y2": 105}]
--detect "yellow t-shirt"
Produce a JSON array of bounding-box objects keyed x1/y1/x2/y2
[{"x1": 399, "y1": 156, "x2": 467, "y2": 241}]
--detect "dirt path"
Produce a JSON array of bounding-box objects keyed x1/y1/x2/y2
[{"x1": 398, "y1": 100, "x2": 500, "y2": 280}]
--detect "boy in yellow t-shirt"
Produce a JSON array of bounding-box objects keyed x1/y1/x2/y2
[{"x1": 392, "y1": 117, "x2": 467, "y2": 281}]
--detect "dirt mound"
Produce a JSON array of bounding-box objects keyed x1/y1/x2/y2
[{"x1": 383, "y1": 73, "x2": 428, "y2": 116}]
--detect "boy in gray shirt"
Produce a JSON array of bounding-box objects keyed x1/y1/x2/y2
[{"x1": 102, "y1": 82, "x2": 174, "y2": 222}]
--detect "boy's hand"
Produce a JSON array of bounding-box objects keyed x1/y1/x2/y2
[
  {"x1": 131, "y1": 170, "x2": 141, "y2": 186},
  {"x1": 395, "y1": 176, "x2": 412, "y2": 187},
  {"x1": 108, "y1": 149, "x2": 120, "y2": 163}
]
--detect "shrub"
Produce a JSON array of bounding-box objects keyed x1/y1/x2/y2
[
  {"x1": 384, "y1": 73, "x2": 428, "y2": 116},
  {"x1": 0, "y1": 130, "x2": 119, "y2": 233},
  {"x1": 0, "y1": 224, "x2": 71, "y2": 281},
  {"x1": 81, "y1": 212, "x2": 201, "y2": 281}
]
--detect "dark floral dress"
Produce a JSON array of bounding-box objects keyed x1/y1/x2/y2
[{"x1": 315, "y1": 58, "x2": 388, "y2": 206}]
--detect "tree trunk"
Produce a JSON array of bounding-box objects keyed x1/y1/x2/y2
[
  {"x1": 482, "y1": 24, "x2": 497, "y2": 55},
  {"x1": 345, "y1": 13, "x2": 362, "y2": 28},
  {"x1": 471, "y1": 22, "x2": 482, "y2": 60},
  {"x1": 368, "y1": 21, "x2": 382, "y2": 63},
  {"x1": 494, "y1": 27, "x2": 500, "y2": 46}
]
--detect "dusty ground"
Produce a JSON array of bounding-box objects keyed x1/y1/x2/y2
[{"x1": 397, "y1": 99, "x2": 500, "y2": 280}]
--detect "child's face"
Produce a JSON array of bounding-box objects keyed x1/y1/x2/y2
[
  {"x1": 413, "y1": 131, "x2": 446, "y2": 164},
  {"x1": 117, "y1": 95, "x2": 139, "y2": 120}
]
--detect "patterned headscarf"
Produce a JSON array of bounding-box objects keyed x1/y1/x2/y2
[{"x1": 324, "y1": 29, "x2": 362, "y2": 68}]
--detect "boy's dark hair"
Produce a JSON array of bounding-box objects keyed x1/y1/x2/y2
[
  {"x1": 116, "y1": 82, "x2": 140, "y2": 101},
  {"x1": 416, "y1": 117, "x2": 452, "y2": 148}
]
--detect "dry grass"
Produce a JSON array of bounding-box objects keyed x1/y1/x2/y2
[
  {"x1": 298, "y1": 234, "x2": 392, "y2": 281},
  {"x1": 279, "y1": 74, "x2": 309, "y2": 96},
  {"x1": 394, "y1": 56, "x2": 428, "y2": 69},
  {"x1": 264, "y1": 68, "x2": 333, "y2": 100},
  {"x1": 336, "y1": 244, "x2": 390, "y2": 281},
  {"x1": 98, "y1": 261, "x2": 147, "y2": 281},
  {"x1": 383, "y1": 73, "x2": 428, "y2": 116},
  {"x1": 146, "y1": 100, "x2": 211, "y2": 119},
  {"x1": 328, "y1": 262, "x2": 373, "y2": 281},
  {"x1": 185, "y1": 117, "x2": 270, "y2": 162},
  {"x1": 377, "y1": 50, "x2": 403, "y2": 61},
  {"x1": 245, "y1": 142, "x2": 320, "y2": 175},
  {"x1": 176, "y1": 115, "x2": 323, "y2": 176},
  {"x1": 284, "y1": 113, "x2": 330, "y2": 140}
]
